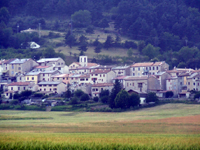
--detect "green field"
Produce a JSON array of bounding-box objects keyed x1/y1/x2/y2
[{"x1": 0, "y1": 103, "x2": 200, "y2": 149}]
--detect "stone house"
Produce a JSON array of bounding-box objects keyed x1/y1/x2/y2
[
  {"x1": 3, "y1": 82, "x2": 38, "y2": 99},
  {"x1": 91, "y1": 83, "x2": 114, "y2": 97},
  {"x1": 90, "y1": 70, "x2": 116, "y2": 84},
  {"x1": 130, "y1": 61, "x2": 169, "y2": 76},
  {"x1": 38, "y1": 81, "x2": 66, "y2": 94},
  {"x1": 123, "y1": 75, "x2": 160, "y2": 94},
  {"x1": 9, "y1": 58, "x2": 38, "y2": 77},
  {"x1": 112, "y1": 66, "x2": 130, "y2": 76},
  {"x1": 155, "y1": 72, "x2": 171, "y2": 90}
]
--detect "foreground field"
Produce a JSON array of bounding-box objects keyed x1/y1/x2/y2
[{"x1": 0, "y1": 103, "x2": 200, "y2": 149}]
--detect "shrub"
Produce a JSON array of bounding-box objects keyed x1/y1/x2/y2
[
  {"x1": 10, "y1": 100, "x2": 18, "y2": 105},
  {"x1": 93, "y1": 96, "x2": 99, "y2": 102},
  {"x1": 74, "y1": 90, "x2": 84, "y2": 98},
  {"x1": 100, "y1": 96, "x2": 109, "y2": 104},
  {"x1": 146, "y1": 92, "x2": 159, "y2": 103},
  {"x1": 165, "y1": 91, "x2": 174, "y2": 98},
  {"x1": 80, "y1": 94, "x2": 90, "y2": 101},
  {"x1": 129, "y1": 93, "x2": 140, "y2": 107},
  {"x1": 51, "y1": 106, "x2": 67, "y2": 111},
  {"x1": 194, "y1": 92, "x2": 200, "y2": 99},
  {"x1": 33, "y1": 93, "x2": 44, "y2": 98},
  {"x1": 20, "y1": 90, "x2": 32, "y2": 97},
  {"x1": 69, "y1": 97, "x2": 78, "y2": 105},
  {"x1": 99, "y1": 90, "x2": 109, "y2": 98}
]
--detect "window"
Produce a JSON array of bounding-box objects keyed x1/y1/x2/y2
[
  {"x1": 92, "y1": 89, "x2": 95, "y2": 91},
  {"x1": 20, "y1": 77, "x2": 21, "y2": 80},
  {"x1": 27, "y1": 77, "x2": 29, "y2": 80},
  {"x1": 43, "y1": 74, "x2": 45, "y2": 76},
  {"x1": 18, "y1": 87, "x2": 20, "y2": 90},
  {"x1": 58, "y1": 67, "x2": 61, "y2": 70},
  {"x1": 188, "y1": 82, "x2": 190, "y2": 85},
  {"x1": 103, "y1": 75, "x2": 105, "y2": 77},
  {"x1": 101, "y1": 88, "x2": 103, "y2": 91},
  {"x1": 138, "y1": 83, "x2": 143, "y2": 88},
  {"x1": 194, "y1": 83, "x2": 195, "y2": 86},
  {"x1": 18, "y1": 67, "x2": 21, "y2": 70},
  {"x1": 11, "y1": 87, "x2": 13, "y2": 90},
  {"x1": 12, "y1": 64, "x2": 14, "y2": 69},
  {"x1": 24, "y1": 87, "x2": 25, "y2": 90},
  {"x1": 96, "y1": 88, "x2": 98, "y2": 91},
  {"x1": 157, "y1": 67, "x2": 159, "y2": 70},
  {"x1": 138, "y1": 67, "x2": 140, "y2": 71},
  {"x1": 50, "y1": 88, "x2": 51, "y2": 91},
  {"x1": 95, "y1": 74, "x2": 98, "y2": 76},
  {"x1": 100, "y1": 75, "x2": 101, "y2": 77},
  {"x1": 44, "y1": 88, "x2": 46, "y2": 91},
  {"x1": 127, "y1": 83, "x2": 129, "y2": 87},
  {"x1": 86, "y1": 79, "x2": 88, "y2": 81},
  {"x1": 153, "y1": 67, "x2": 154, "y2": 70},
  {"x1": 11, "y1": 71, "x2": 14, "y2": 75},
  {"x1": 32, "y1": 77, "x2": 34, "y2": 80},
  {"x1": 133, "y1": 68, "x2": 135, "y2": 71},
  {"x1": 132, "y1": 83, "x2": 134, "y2": 86},
  {"x1": 133, "y1": 73, "x2": 135, "y2": 76}
]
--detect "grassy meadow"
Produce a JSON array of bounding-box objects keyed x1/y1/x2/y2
[{"x1": 0, "y1": 103, "x2": 200, "y2": 149}]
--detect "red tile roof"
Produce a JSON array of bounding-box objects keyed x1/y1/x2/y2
[
  {"x1": 7, "y1": 82, "x2": 31, "y2": 86},
  {"x1": 35, "y1": 66, "x2": 51, "y2": 69},
  {"x1": 92, "y1": 83, "x2": 114, "y2": 87},
  {"x1": 91, "y1": 70, "x2": 111, "y2": 74}
]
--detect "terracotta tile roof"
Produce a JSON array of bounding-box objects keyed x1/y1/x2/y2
[
  {"x1": 124, "y1": 76, "x2": 148, "y2": 80},
  {"x1": 152, "y1": 62, "x2": 164, "y2": 66},
  {"x1": 131, "y1": 62, "x2": 154, "y2": 67},
  {"x1": 62, "y1": 80, "x2": 70, "y2": 84},
  {"x1": 91, "y1": 70, "x2": 111, "y2": 74},
  {"x1": 8, "y1": 82, "x2": 31, "y2": 86},
  {"x1": 87, "y1": 63, "x2": 98, "y2": 67},
  {"x1": 92, "y1": 83, "x2": 114, "y2": 87},
  {"x1": 35, "y1": 66, "x2": 51, "y2": 69},
  {"x1": 3, "y1": 58, "x2": 16, "y2": 64},
  {"x1": 114, "y1": 76, "x2": 127, "y2": 80},
  {"x1": 79, "y1": 74, "x2": 90, "y2": 78},
  {"x1": 52, "y1": 74, "x2": 70, "y2": 78}
]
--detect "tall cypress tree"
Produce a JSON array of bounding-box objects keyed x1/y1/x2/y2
[{"x1": 109, "y1": 79, "x2": 122, "y2": 109}]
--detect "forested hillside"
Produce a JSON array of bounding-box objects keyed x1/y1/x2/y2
[{"x1": 0, "y1": 0, "x2": 200, "y2": 68}]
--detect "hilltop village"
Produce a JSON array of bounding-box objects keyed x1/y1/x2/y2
[{"x1": 0, "y1": 55, "x2": 199, "y2": 106}]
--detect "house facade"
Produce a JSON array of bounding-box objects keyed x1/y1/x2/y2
[
  {"x1": 130, "y1": 61, "x2": 169, "y2": 76},
  {"x1": 38, "y1": 81, "x2": 66, "y2": 94},
  {"x1": 91, "y1": 83, "x2": 114, "y2": 97}
]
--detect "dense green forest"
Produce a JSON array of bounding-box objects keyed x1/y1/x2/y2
[{"x1": 0, "y1": 0, "x2": 200, "y2": 68}]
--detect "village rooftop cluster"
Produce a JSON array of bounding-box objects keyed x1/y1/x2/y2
[{"x1": 0, "y1": 56, "x2": 199, "y2": 103}]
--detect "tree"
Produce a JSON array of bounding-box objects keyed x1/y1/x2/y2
[
  {"x1": 0, "y1": 7, "x2": 10, "y2": 25},
  {"x1": 100, "y1": 96, "x2": 109, "y2": 104},
  {"x1": 43, "y1": 47, "x2": 56, "y2": 58},
  {"x1": 142, "y1": 44, "x2": 160, "y2": 60},
  {"x1": 94, "y1": 43, "x2": 102, "y2": 54},
  {"x1": 93, "y1": 96, "x2": 99, "y2": 102},
  {"x1": 65, "y1": 35, "x2": 76, "y2": 48},
  {"x1": 165, "y1": 91, "x2": 174, "y2": 98},
  {"x1": 80, "y1": 93, "x2": 90, "y2": 101},
  {"x1": 114, "y1": 90, "x2": 130, "y2": 109},
  {"x1": 127, "y1": 48, "x2": 133, "y2": 57},
  {"x1": 104, "y1": 35, "x2": 113, "y2": 49},
  {"x1": 78, "y1": 42, "x2": 88, "y2": 52},
  {"x1": 129, "y1": 93, "x2": 140, "y2": 107},
  {"x1": 109, "y1": 79, "x2": 122, "y2": 108},
  {"x1": 146, "y1": 92, "x2": 159, "y2": 103},
  {"x1": 74, "y1": 89, "x2": 84, "y2": 98},
  {"x1": 71, "y1": 10, "x2": 91, "y2": 27},
  {"x1": 69, "y1": 97, "x2": 78, "y2": 105},
  {"x1": 99, "y1": 90, "x2": 109, "y2": 98},
  {"x1": 20, "y1": 90, "x2": 32, "y2": 97},
  {"x1": 98, "y1": 18, "x2": 109, "y2": 30},
  {"x1": 64, "y1": 83, "x2": 71, "y2": 98}
]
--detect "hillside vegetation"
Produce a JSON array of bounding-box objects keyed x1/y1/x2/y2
[{"x1": 1, "y1": 0, "x2": 200, "y2": 68}]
